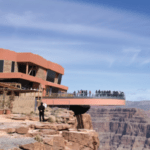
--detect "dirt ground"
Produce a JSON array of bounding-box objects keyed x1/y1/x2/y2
[{"x1": 0, "y1": 114, "x2": 37, "y2": 123}]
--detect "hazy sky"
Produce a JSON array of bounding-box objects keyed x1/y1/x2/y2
[{"x1": 0, "y1": 0, "x2": 150, "y2": 101}]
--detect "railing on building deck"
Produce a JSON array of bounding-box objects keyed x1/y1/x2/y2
[{"x1": 44, "y1": 93, "x2": 125, "y2": 100}]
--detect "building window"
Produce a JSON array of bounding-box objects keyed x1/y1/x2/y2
[
  {"x1": 29, "y1": 65, "x2": 37, "y2": 76},
  {"x1": 29, "y1": 70, "x2": 36, "y2": 76},
  {"x1": 11, "y1": 61, "x2": 15, "y2": 72},
  {"x1": 46, "y1": 88, "x2": 49, "y2": 95},
  {"x1": 58, "y1": 74, "x2": 62, "y2": 84},
  {"x1": 49, "y1": 87, "x2": 52, "y2": 95},
  {"x1": 46, "y1": 69, "x2": 56, "y2": 83},
  {"x1": 18, "y1": 63, "x2": 26, "y2": 73},
  {"x1": 52, "y1": 87, "x2": 59, "y2": 93},
  {"x1": 0, "y1": 60, "x2": 4, "y2": 72}
]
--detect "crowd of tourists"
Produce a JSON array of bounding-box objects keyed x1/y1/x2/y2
[
  {"x1": 95, "y1": 90, "x2": 125, "y2": 97},
  {"x1": 73, "y1": 90, "x2": 125, "y2": 98},
  {"x1": 73, "y1": 90, "x2": 92, "y2": 97}
]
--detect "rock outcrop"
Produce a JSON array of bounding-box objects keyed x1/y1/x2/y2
[
  {"x1": 0, "y1": 107, "x2": 99, "y2": 150},
  {"x1": 62, "y1": 130, "x2": 99, "y2": 150},
  {"x1": 76, "y1": 113, "x2": 93, "y2": 130},
  {"x1": 19, "y1": 130, "x2": 99, "y2": 150},
  {"x1": 88, "y1": 108, "x2": 150, "y2": 150},
  {"x1": 16, "y1": 126, "x2": 29, "y2": 134}
]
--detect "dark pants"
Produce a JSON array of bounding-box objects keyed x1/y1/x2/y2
[{"x1": 39, "y1": 112, "x2": 44, "y2": 122}]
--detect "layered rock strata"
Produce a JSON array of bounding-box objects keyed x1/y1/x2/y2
[{"x1": 88, "y1": 108, "x2": 150, "y2": 150}]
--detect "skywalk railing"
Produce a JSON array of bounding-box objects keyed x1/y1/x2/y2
[{"x1": 44, "y1": 93, "x2": 125, "y2": 100}]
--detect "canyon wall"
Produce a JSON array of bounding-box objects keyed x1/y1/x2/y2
[{"x1": 88, "y1": 108, "x2": 150, "y2": 150}]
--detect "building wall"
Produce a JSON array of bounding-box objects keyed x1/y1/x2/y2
[
  {"x1": 19, "y1": 92, "x2": 42, "y2": 97},
  {"x1": 3, "y1": 60, "x2": 12, "y2": 73},
  {"x1": 0, "y1": 49, "x2": 68, "y2": 91},
  {"x1": 15, "y1": 62, "x2": 18, "y2": 72},
  {"x1": 0, "y1": 73, "x2": 68, "y2": 91},
  {"x1": 0, "y1": 95, "x2": 9, "y2": 108},
  {"x1": 36, "y1": 67, "x2": 47, "y2": 81},
  {"x1": 12, "y1": 96, "x2": 35, "y2": 114},
  {"x1": 0, "y1": 48, "x2": 65, "y2": 75},
  {"x1": 0, "y1": 94, "x2": 41, "y2": 114}
]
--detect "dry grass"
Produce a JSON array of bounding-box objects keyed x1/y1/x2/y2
[{"x1": 34, "y1": 134, "x2": 43, "y2": 142}]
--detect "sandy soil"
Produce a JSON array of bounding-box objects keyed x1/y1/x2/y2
[
  {"x1": 0, "y1": 114, "x2": 43, "y2": 131},
  {"x1": 0, "y1": 130, "x2": 7, "y2": 137},
  {"x1": 0, "y1": 114, "x2": 37, "y2": 122}
]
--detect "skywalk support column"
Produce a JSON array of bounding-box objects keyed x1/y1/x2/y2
[{"x1": 26, "y1": 62, "x2": 28, "y2": 74}]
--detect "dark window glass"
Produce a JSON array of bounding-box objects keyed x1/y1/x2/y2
[
  {"x1": 18, "y1": 64, "x2": 26, "y2": 73},
  {"x1": 58, "y1": 74, "x2": 62, "y2": 84},
  {"x1": 11, "y1": 61, "x2": 15, "y2": 72},
  {"x1": 52, "y1": 87, "x2": 59, "y2": 93},
  {"x1": 0, "y1": 60, "x2": 4, "y2": 72},
  {"x1": 46, "y1": 69, "x2": 56, "y2": 83},
  {"x1": 49, "y1": 87, "x2": 52, "y2": 95},
  {"x1": 46, "y1": 88, "x2": 49, "y2": 95},
  {"x1": 29, "y1": 70, "x2": 36, "y2": 76}
]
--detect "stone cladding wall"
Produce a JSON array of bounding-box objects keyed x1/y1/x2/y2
[
  {"x1": 36, "y1": 67, "x2": 47, "y2": 81},
  {"x1": 2, "y1": 60, "x2": 18, "y2": 73},
  {"x1": 3, "y1": 60, "x2": 12, "y2": 73},
  {"x1": 14, "y1": 62, "x2": 18, "y2": 72},
  {"x1": 12, "y1": 96, "x2": 35, "y2": 114},
  {"x1": 0, "y1": 95, "x2": 35, "y2": 114},
  {"x1": 0, "y1": 95, "x2": 10, "y2": 108},
  {"x1": 54, "y1": 73, "x2": 58, "y2": 84}
]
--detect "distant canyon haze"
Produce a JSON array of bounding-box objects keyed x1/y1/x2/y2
[
  {"x1": 91, "y1": 100, "x2": 150, "y2": 111},
  {"x1": 87, "y1": 100, "x2": 150, "y2": 150}
]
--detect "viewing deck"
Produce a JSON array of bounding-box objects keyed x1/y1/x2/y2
[{"x1": 42, "y1": 93, "x2": 126, "y2": 106}]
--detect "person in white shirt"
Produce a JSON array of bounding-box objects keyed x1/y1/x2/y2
[{"x1": 43, "y1": 103, "x2": 47, "y2": 108}]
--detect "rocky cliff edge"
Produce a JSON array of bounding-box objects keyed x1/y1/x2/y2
[{"x1": 0, "y1": 107, "x2": 99, "y2": 150}]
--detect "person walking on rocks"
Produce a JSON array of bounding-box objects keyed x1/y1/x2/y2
[{"x1": 38, "y1": 102, "x2": 45, "y2": 122}]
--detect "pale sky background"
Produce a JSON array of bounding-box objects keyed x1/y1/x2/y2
[{"x1": 0, "y1": 0, "x2": 150, "y2": 101}]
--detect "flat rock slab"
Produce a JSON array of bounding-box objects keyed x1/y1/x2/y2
[
  {"x1": 35, "y1": 124, "x2": 57, "y2": 130},
  {"x1": 35, "y1": 124, "x2": 70, "y2": 131},
  {"x1": 11, "y1": 117, "x2": 26, "y2": 121},
  {"x1": 6, "y1": 128, "x2": 16, "y2": 133},
  {"x1": 39, "y1": 129, "x2": 59, "y2": 135},
  {"x1": 19, "y1": 142, "x2": 46, "y2": 150},
  {"x1": 43, "y1": 135, "x2": 65, "y2": 148},
  {"x1": 0, "y1": 136, "x2": 35, "y2": 150},
  {"x1": 16, "y1": 127, "x2": 29, "y2": 134},
  {"x1": 29, "y1": 116, "x2": 39, "y2": 121}
]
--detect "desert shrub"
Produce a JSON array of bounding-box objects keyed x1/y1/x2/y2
[
  {"x1": 30, "y1": 111, "x2": 34, "y2": 115},
  {"x1": 56, "y1": 117, "x2": 61, "y2": 123},
  {"x1": 21, "y1": 113, "x2": 27, "y2": 116},
  {"x1": 48, "y1": 115, "x2": 56, "y2": 123},
  {"x1": 7, "y1": 132, "x2": 13, "y2": 134},
  {"x1": 50, "y1": 111, "x2": 55, "y2": 115},
  {"x1": 48, "y1": 117, "x2": 54, "y2": 123},
  {"x1": 39, "y1": 129, "x2": 42, "y2": 132},
  {"x1": 34, "y1": 135, "x2": 43, "y2": 142},
  {"x1": 56, "y1": 118, "x2": 59, "y2": 123}
]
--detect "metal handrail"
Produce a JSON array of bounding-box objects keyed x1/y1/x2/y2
[{"x1": 44, "y1": 92, "x2": 125, "y2": 100}]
